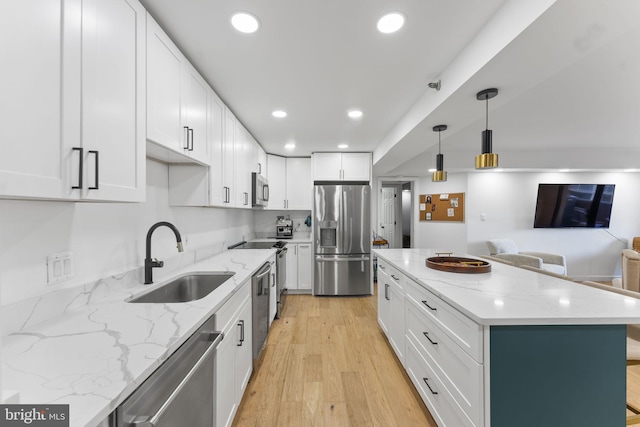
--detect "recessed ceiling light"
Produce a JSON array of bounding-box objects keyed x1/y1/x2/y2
[
  {"x1": 272, "y1": 110, "x2": 287, "y2": 118},
  {"x1": 338, "y1": 144, "x2": 348, "y2": 149},
  {"x1": 377, "y1": 12, "x2": 405, "y2": 34},
  {"x1": 231, "y1": 12, "x2": 260, "y2": 33},
  {"x1": 284, "y1": 143, "x2": 295, "y2": 150},
  {"x1": 348, "y1": 110, "x2": 363, "y2": 119},
  {"x1": 559, "y1": 169, "x2": 570, "y2": 172}
]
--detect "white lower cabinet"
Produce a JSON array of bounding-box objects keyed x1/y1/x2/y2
[
  {"x1": 216, "y1": 280, "x2": 252, "y2": 427},
  {"x1": 378, "y1": 256, "x2": 484, "y2": 427},
  {"x1": 285, "y1": 243, "x2": 312, "y2": 292},
  {"x1": 376, "y1": 259, "x2": 405, "y2": 364},
  {"x1": 297, "y1": 243, "x2": 312, "y2": 291}
]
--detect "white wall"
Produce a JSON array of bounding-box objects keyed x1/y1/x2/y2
[
  {"x1": 413, "y1": 173, "x2": 469, "y2": 254},
  {"x1": 412, "y1": 171, "x2": 640, "y2": 280},
  {"x1": 0, "y1": 159, "x2": 254, "y2": 306}
]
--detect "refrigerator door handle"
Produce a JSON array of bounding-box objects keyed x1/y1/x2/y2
[{"x1": 315, "y1": 256, "x2": 370, "y2": 262}]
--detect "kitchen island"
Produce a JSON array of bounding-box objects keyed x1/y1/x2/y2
[
  {"x1": 374, "y1": 248, "x2": 637, "y2": 427},
  {"x1": 1, "y1": 249, "x2": 275, "y2": 427}
]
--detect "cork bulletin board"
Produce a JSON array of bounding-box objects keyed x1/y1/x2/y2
[{"x1": 419, "y1": 193, "x2": 465, "y2": 222}]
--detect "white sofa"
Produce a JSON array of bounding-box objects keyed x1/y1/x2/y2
[{"x1": 486, "y1": 238, "x2": 567, "y2": 275}]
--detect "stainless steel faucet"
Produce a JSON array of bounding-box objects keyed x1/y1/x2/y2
[{"x1": 144, "y1": 221, "x2": 184, "y2": 284}]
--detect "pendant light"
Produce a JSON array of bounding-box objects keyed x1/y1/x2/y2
[
  {"x1": 432, "y1": 125, "x2": 447, "y2": 182},
  {"x1": 475, "y1": 88, "x2": 499, "y2": 169}
]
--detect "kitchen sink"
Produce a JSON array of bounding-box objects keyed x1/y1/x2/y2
[{"x1": 128, "y1": 272, "x2": 235, "y2": 303}]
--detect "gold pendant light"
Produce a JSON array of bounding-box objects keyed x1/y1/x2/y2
[
  {"x1": 475, "y1": 88, "x2": 499, "y2": 169},
  {"x1": 432, "y1": 125, "x2": 448, "y2": 182}
]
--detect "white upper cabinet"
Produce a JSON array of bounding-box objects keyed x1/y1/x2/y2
[
  {"x1": 0, "y1": 0, "x2": 145, "y2": 202},
  {"x1": 256, "y1": 144, "x2": 268, "y2": 177},
  {"x1": 312, "y1": 152, "x2": 371, "y2": 182},
  {"x1": 266, "y1": 155, "x2": 311, "y2": 210},
  {"x1": 267, "y1": 155, "x2": 286, "y2": 209},
  {"x1": 80, "y1": 0, "x2": 146, "y2": 202},
  {"x1": 285, "y1": 158, "x2": 312, "y2": 210},
  {"x1": 146, "y1": 14, "x2": 209, "y2": 166}
]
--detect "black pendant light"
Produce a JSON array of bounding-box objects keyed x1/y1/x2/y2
[
  {"x1": 432, "y1": 125, "x2": 447, "y2": 182},
  {"x1": 475, "y1": 88, "x2": 499, "y2": 169}
]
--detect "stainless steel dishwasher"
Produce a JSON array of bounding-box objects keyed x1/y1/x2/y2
[
  {"x1": 115, "y1": 314, "x2": 222, "y2": 426},
  {"x1": 252, "y1": 261, "x2": 272, "y2": 361}
]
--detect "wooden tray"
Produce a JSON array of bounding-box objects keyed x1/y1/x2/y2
[{"x1": 426, "y1": 256, "x2": 491, "y2": 274}]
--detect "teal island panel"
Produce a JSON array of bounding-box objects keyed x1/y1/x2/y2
[{"x1": 490, "y1": 324, "x2": 626, "y2": 427}]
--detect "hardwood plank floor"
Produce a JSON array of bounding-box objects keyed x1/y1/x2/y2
[
  {"x1": 232, "y1": 287, "x2": 640, "y2": 426},
  {"x1": 232, "y1": 290, "x2": 437, "y2": 427}
]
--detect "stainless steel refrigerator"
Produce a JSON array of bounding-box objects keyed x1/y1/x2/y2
[{"x1": 314, "y1": 184, "x2": 371, "y2": 295}]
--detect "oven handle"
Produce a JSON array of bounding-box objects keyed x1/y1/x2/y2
[{"x1": 130, "y1": 332, "x2": 223, "y2": 427}]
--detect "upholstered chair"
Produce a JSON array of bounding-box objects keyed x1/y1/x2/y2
[
  {"x1": 486, "y1": 238, "x2": 567, "y2": 275},
  {"x1": 612, "y1": 249, "x2": 640, "y2": 292}
]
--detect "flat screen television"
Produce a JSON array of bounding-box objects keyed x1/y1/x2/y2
[{"x1": 533, "y1": 184, "x2": 615, "y2": 228}]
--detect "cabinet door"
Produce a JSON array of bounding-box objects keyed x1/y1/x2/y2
[
  {"x1": 81, "y1": 0, "x2": 145, "y2": 202},
  {"x1": 257, "y1": 144, "x2": 268, "y2": 177},
  {"x1": 209, "y1": 91, "x2": 226, "y2": 206},
  {"x1": 377, "y1": 267, "x2": 390, "y2": 334},
  {"x1": 216, "y1": 329, "x2": 236, "y2": 427},
  {"x1": 146, "y1": 15, "x2": 182, "y2": 152},
  {"x1": 267, "y1": 155, "x2": 286, "y2": 210},
  {"x1": 388, "y1": 277, "x2": 406, "y2": 364},
  {"x1": 312, "y1": 153, "x2": 342, "y2": 181},
  {"x1": 341, "y1": 153, "x2": 371, "y2": 181},
  {"x1": 234, "y1": 122, "x2": 251, "y2": 208},
  {"x1": 235, "y1": 299, "x2": 253, "y2": 404},
  {"x1": 181, "y1": 64, "x2": 209, "y2": 164},
  {"x1": 286, "y1": 244, "x2": 298, "y2": 290},
  {"x1": 0, "y1": 0, "x2": 80, "y2": 199},
  {"x1": 297, "y1": 243, "x2": 313, "y2": 290},
  {"x1": 286, "y1": 158, "x2": 311, "y2": 210},
  {"x1": 223, "y1": 108, "x2": 237, "y2": 206}
]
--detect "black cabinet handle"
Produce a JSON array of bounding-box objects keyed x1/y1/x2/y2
[
  {"x1": 237, "y1": 320, "x2": 244, "y2": 346},
  {"x1": 423, "y1": 378, "x2": 438, "y2": 395},
  {"x1": 423, "y1": 331, "x2": 437, "y2": 345},
  {"x1": 391, "y1": 274, "x2": 399, "y2": 281},
  {"x1": 422, "y1": 300, "x2": 437, "y2": 311},
  {"x1": 72, "y1": 147, "x2": 83, "y2": 189},
  {"x1": 88, "y1": 150, "x2": 99, "y2": 190},
  {"x1": 188, "y1": 128, "x2": 194, "y2": 151},
  {"x1": 183, "y1": 126, "x2": 189, "y2": 150}
]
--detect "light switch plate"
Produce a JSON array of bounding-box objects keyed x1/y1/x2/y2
[{"x1": 47, "y1": 252, "x2": 74, "y2": 284}]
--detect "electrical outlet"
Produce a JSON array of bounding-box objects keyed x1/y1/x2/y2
[{"x1": 47, "y1": 252, "x2": 74, "y2": 284}]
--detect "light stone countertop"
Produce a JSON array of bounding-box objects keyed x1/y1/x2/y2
[
  {"x1": 1, "y1": 249, "x2": 276, "y2": 427},
  {"x1": 375, "y1": 248, "x2": 640, "y2": 326}
]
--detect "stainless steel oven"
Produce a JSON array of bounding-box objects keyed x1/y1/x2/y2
[{"x1": 115, "y1": 315, "x2": 222, "y2": 426}]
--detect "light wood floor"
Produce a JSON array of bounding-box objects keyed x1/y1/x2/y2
[
  {"x1": 231, "y1": 287, "x2": 640, "y2": 426},
  {"x1": 231, "y1": 290, "x2": 437, "y2": 427}
]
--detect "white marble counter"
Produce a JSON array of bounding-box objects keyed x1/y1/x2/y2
[
  {"x1": 1, "y1": 249, "x2": 275, "y2": 427},
  {"x1": 249, "y1": 237, "x2": 312, "y2": 243},
  {"x1": 374, "y1": 248, "x2": 640, "y2": 326}
]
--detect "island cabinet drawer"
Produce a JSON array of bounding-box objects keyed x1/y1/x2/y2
[
  {"x1": 406, "y1": 298, "x2": 483, "y2": 426},
  {"x1": 405, "y1": 278, "x2": 483, "y2": 362},
  {"x1": 406, "y1": 336, "x2": 479, "y2": 427},
  {"x1": 216, "y1": 279, "x2": 251, "y2": 334},
  {"x1": 377, "y1": 259, "x2": 402, "y2": 286}
]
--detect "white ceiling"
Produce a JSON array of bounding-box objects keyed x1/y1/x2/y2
[{"x1": 139, "y1": 0, "x2": 640, "y2": 176}]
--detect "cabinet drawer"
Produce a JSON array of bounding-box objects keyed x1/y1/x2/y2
[
  {"x1": 405, "y1": 278, "x2": 483, "y2": 362},
  {"x1": 406, "y1": 336, "x2": 477, "y2": 427},
  {"x1": 406, "y1": 298, "x2": 483, "y2": 426},
  {"x1": 216, "y1": 280, "x2": 251, "y2": 334},
  {"x1": 377, "y1": 260, "x2": 403, "y2": 288}
]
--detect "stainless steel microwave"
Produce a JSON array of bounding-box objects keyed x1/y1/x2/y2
[{"x1": 251, "y1": 172, "x2": 269, "y2": 208}]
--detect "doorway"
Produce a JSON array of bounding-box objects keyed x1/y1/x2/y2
[{"x1": 379, "y1": 181, "x2": 413, "y2": 248}]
